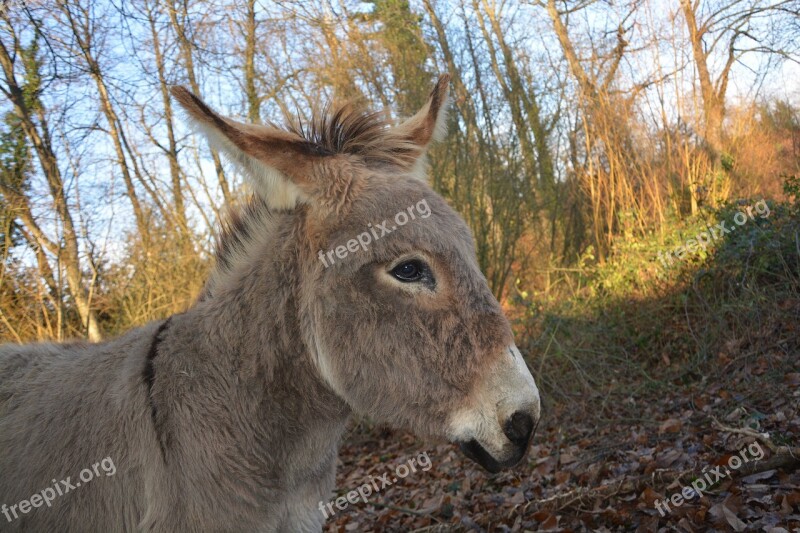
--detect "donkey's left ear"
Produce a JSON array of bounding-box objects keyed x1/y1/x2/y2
[
  {"x1": 170, "y1": 86, "x2": 325, "y2": 211},
  {"x1": 391, "y1": 74, "x2": 451, "y2": 178}
]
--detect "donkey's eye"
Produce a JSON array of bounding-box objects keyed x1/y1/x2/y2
[{"x1": 391, "y1": 260, "x2": 426, "y2": 282}]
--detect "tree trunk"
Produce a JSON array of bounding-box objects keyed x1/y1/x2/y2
[
  {"x1": 146, "y1": 0, "x2": 189, "y2": 235},
  {"x1": 167, "y1": 0, "x2": 232, "y2": 204},
  {"x1": 681, "y1": 0, "x2": 724, "y2": 163},
  {"x1": 244, "y1": 0, "x2": 260, "y2": 124},
  {"x1": 0, "y1": 40, "x2": 101, "y2": 341},
  {"x1": 61, "y1": 2, "x2": 150, "y2": 238}
]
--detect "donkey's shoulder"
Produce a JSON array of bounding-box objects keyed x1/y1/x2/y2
[
  {"x1": 0, "y1": 341, "x2": 67, "y2": 384},
  {"x1": 0, "y1": 320, "x2": 168, "y2": 386}
]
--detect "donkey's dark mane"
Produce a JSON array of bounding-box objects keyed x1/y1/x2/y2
[
  {"x1": 213, "y1": 196, "x2": 270, "y2": 277},
  {"x1": 286, "y1": 102, "x2": 418, "y2": 167}
]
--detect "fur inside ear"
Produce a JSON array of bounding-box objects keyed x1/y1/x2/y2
[
  {"x1": 397, "y1": 74, "x2": 451, "y2": 146},
  {"x1": 171, "y1": 86, "x2": 308, "y2": 210},
  {"x1": 391, "y1": 74, "x2": 451, "y2": 180},
  {"x1": 234, "y1": 151, "x2": 306, "y2": 211},
  {"x1": 428, "y1": 74, "x2": 451, "y2": 143}
]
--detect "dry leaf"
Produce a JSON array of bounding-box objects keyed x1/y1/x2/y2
[{"x1": 659, "y1": 418, "x2": 683, "y2": 433}]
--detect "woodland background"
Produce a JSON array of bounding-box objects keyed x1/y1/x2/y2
[{"x1": 1, "y1": 0, "x2": 799, "y2": 530}]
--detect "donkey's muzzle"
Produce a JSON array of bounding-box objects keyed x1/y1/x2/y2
[
  {"x1": 457, "y1": 411, "x2": 537, "y2": 473},
  {"x1": 450, "y1": 344, "x2": 541, "y2": 473},
  {"x1": 457, "y1": 436, "x2": 527, "y2": 474},
  {"x1": 504, "y1": 411, "x2": 535, "y2": 446}
]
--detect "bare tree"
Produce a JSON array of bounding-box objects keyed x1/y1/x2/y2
[
  {"x1": 141, "y1": 0, "x2": 189, "y2": 236},
  {"x1": 166, "y1": 0, "x2": 232, "y2": 204},
  {"x1": 679, "y1": 0, "x2": 799, "y2": 167},
  {"x1": 0, "y1": 18, "x2": 101, "y2": 340},
  {"x1": 58, "y1": 0, "x2": 152, "y2": 238}
]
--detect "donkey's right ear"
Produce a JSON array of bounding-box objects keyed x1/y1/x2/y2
[{"x1": 171, "y1": 86, "x2": 320, "y2": 210}]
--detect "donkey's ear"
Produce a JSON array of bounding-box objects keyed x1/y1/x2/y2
[
  {"x1": 171, "y1": 86, "x2": 319, "y2": 210},
  {"x1": 391, "y1": 74, "x2": 451, "y2": 178}
]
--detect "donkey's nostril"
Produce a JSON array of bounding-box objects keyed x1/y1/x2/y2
[{"x1": 504, "y1": 411, "x2": 534, "y2": 445}]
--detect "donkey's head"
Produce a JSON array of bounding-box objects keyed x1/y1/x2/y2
[{"x1": 172, "y1": 76, "x2": 541, "y2": 473}]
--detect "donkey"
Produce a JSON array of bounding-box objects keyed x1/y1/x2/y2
[{"x1": 0, "y1": 75, "x2": 541, "y2": 532}]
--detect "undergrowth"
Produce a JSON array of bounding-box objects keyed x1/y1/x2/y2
[{"x1": 516, "y1": 195, "x2": 800, "y2": 412}]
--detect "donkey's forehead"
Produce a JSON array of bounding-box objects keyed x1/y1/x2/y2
[{"x1": 327, "y1": 176, "x2": 473, "y2": 252}]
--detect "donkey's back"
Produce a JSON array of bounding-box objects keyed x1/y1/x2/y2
[{"x1": 0, "y1": 321, "x2": 165, "y2": 531}]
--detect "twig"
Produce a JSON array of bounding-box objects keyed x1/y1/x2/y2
[
  {"x1": 711, "y1": 417, "x2": 800, "y2": 475},
  {"x1": 522, "y1": 443, "x2": 800, "y2": 514},
  {"x1": 522, "y1": 468, "x2": 695, "y2": 513},
  {"x1": 366, "y1": 501, "x2": 438, "y2": 518},
  {"x1": 710, "y1": 416, "x2": 778, "y2": 453},
  {"x1": 410, "y1": 526, "x2": 455, "y2": 533}
]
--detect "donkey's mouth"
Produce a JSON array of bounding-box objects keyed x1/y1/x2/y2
[{"x1": 457, "y1": 439, "x2": 525, "y2": 474}]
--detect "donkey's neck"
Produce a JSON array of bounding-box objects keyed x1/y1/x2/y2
[{"x1": 154, "y1": 241, "x2": 350, "y2": 517}]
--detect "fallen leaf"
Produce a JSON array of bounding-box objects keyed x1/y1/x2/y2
[
  {"x1": 741, "y1": 470, "x2": 775, "y2": 483},
  {"x1": 554, "y1": 471, "x2": 570, "y2": 486},
  {"x1": 508, "y1": 491, "x2": 526, "y2": 505},
  {"x1": 659, "y1": 418, "x2": 682, "y2": 433},
  {"x1": 721, "y1": 505, "x2": 747, "y2": 531},
  {"x1": 709, "y1": 501, "x2": 747, "y2": 532},
  {"x1": 639, "y1": 487, "x2": 661, "y2": 506}
]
